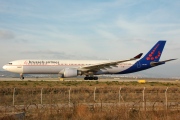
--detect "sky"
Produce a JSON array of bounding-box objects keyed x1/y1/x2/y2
[{"x1": 0, "y1": 0, "x2": 180, "y2": 78}]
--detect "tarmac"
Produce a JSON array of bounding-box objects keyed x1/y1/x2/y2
[{"x1": 0, "y1": 77, "x2": 179, "y2": 83}]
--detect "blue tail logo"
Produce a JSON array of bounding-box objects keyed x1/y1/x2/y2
[{"x1": 140, "y1": 41, "x2": 166, "y2": 62}]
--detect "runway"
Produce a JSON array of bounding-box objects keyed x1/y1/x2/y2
[{"x1": 0, "y1": 77, "x2": 179, "y2": 83}]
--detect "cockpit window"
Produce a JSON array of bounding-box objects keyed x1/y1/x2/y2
[{"x1": 9, "y1": 63, "x2": 12, "y2": 65}]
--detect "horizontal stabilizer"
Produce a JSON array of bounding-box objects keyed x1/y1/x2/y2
[
  {"x1": 161, "y1": 58, "x2": 177, "y2": 62},
  {"x1": 150, "y1": 58, "x2": 177, "y2": 66}
]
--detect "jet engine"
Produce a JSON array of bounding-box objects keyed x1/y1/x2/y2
[{"x1": 59, "y1": 68, "x2": 81, "y2": 78}]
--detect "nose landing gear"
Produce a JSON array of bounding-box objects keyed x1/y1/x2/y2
[{"x1": 20, "y1": 74, "x2": 24, "y2": 80}]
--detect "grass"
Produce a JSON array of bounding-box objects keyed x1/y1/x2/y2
[
  {"x1": 31, "y1": 104, "x2": 179, "y2": 120},
  {"x1": 0, "y1": 80, "x2": 179, "y2": 119},
  {"x1": 0, "y1": 80, "x2": 180, "y2": 88}
]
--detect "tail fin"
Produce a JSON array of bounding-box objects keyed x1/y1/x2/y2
[{"x1": 140, "y1": 40, "x2": 166, "y2": 62}]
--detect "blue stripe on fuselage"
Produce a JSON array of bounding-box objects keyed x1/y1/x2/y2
[{"x1": 116, "y1": 61, "x2": 151, "y2": 74}]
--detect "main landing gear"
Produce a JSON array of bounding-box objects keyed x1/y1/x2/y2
[
  {"x1": 84, "y1": 76, "x2": 98, "y2": 80},
  {"x1": 20, "y1": 74, "x2": 24, "y2": 80}
]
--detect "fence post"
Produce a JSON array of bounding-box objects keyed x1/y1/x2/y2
[
  {"x1": 142, "y1": 87, "x2": 146, "y2": 111},
  {"x1": 12, "y1": 88, "x2": 16, "y2": 113},
  {"x1": 165, "y1": 87, "x2": 168, "y2": 111},
  {"x1": 41, "y1": 88, "x2": 43, "y2": 105},
  {"x1": 119, "y1": 87, "x2": 121, "y2": 103},
  {"x1": 94, "y1": 87, "x2": 96, "y2": 102},
  {"x1": 69, "y1": 87, "x2": 71, "y2": 107},
  {"x1": 13, "y1": 88, "x2": 15, "y2": 106}
]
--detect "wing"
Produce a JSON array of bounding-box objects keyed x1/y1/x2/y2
[{"x1": 78, "y1": 53, "x2": 143, "y2": 72}]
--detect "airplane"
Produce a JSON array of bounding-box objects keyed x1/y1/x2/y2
[{"x1": 2, "y1": 40, "x2": 176, "y2": 80}]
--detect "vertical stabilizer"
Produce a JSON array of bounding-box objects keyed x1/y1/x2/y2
[{"x1": 140, "y1": 40, "x2": 166, "y2": 62}]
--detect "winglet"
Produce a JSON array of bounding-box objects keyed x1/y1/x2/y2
[{"x1": 134, "y1": 53, "x2": 143, "y2": 59}]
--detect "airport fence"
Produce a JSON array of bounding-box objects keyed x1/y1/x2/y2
[{"x1": 0, "y1": 87, "x2": 180, "y2": 119}]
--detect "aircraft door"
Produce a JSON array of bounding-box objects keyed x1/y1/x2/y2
[{"x1": 137, "y1": 61, "x2": 141, "y2": 68}]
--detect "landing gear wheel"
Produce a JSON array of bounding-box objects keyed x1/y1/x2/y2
[
  {"x1": 93, "y1": 77, "x2": 98, "y2": 80},
  {"x1": 84, "y1": 77, "x2": 88, "y2": 80},
  {"x1": 20, "y1": 74, "x2": 24, "y2": 80},
  {"x1": 84, "y1": 76, "x2": 98, "y2": 80}
]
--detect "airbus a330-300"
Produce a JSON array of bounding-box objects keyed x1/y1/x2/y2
[{"x1": 2, "y1": 40, "x2": 176, "y2": 80}]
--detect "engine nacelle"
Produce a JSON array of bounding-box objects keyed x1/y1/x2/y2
[{"x1": 59, "y1": 68, "x2": 80, "y2": 78}]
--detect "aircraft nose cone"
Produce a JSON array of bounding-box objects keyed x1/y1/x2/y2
[{"x1": 2, "y1": 65, "x2": 6, "y2": 70}]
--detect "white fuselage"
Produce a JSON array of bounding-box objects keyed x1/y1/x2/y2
[{"x1": 3, "y1": 60, "x2": 136, "y2": 75}]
